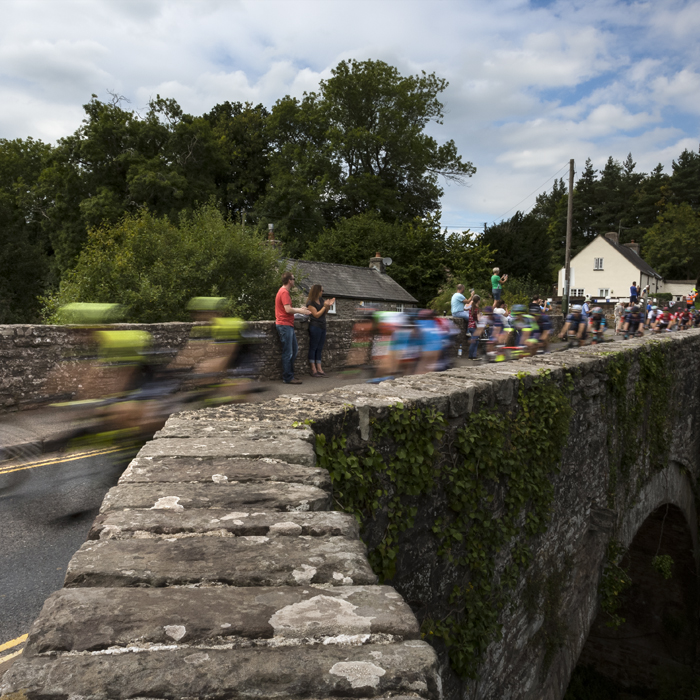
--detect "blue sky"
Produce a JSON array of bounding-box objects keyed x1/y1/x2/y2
[{"x1": 1, "y1": 0, "x2": 698, "y2": 231}]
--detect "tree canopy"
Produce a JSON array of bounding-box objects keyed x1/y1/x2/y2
[
  {"x1": 44, "y1": 205, "x2": 282, "y2": 324},
  {"x1": 305, "y1": 212, "x2": 491, "y2": 307},
  {"x1": 2, "y1": 57, "x2": 700, "y2": 323}
]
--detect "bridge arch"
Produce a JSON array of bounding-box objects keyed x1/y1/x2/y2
[{"x1": 570, "y1": 462, "x2": 699, "y2": 695}]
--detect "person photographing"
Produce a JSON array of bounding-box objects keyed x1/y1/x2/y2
[{"x1": 306, "y1": 284, "x2": 335, "y2": 377}]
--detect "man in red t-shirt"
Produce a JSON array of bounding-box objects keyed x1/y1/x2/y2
[{"x1": 275, "y1": 272, "x2": 311, "y2": 384}]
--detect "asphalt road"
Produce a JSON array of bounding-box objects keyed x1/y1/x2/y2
[{"x1": 0, "y1": 447, "x2": 137, "y2": 653}]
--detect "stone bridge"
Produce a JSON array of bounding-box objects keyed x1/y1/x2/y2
[{"x1": 1, "y1": 331, "x2": 698, "y2": 700}]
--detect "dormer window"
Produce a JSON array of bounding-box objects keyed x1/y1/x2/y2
[{"x1": 594, "y1": 257, "x2": 604, "y2": 270}]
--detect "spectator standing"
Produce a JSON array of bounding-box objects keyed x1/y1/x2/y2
[
  {"x1": 467, "y1": 295, "x2": 481, "y2": 359},
  {"x1": 582, "y1": 297, "x2": 591, "y2": 319},
  {"x1": 275, "y1": 272, "x2": 311, "y2": 384},
  {"x1": 614, "y1": 300, "x2": 624, "y2": 335},
  {"x1": 306, "y1": 284, "x2": 335, "y2": 377},
  {"x1": 491, "y1": 268, "x2": 508, "y2": 301},
  {"x1": 630, "y1": 281, "x2": 638, "y2": 305}
]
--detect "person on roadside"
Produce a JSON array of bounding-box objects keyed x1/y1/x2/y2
[
  {"x1": 582, "y1": 297, "x2": 591, "y2": 319},
  {"x1": 630, "y1": 281, "x2": 638, "y2": 305},
  {"x1": 491, "y1": 268, "x2": 508, "y2": 301},
  {"x1": 451, "y1": 284, "x2": 473, "y2": 319},
  {"x1": 275, "y1": 272, "x2": 311, "y2": 384},
  {"x1": 306, "y1": 284, "x2": 335, "y2": 377},
  {"x1": 467, "y1": 294, "x2": 481, "y2": 359}
]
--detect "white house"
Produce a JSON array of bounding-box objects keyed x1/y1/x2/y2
[{"x1": 557, "y1": 232, "x2": 696, "y2": 301}]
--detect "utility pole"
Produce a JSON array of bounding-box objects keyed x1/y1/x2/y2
[{"x1": 563, "y1": 159, "x2": 574, "y2": 315}]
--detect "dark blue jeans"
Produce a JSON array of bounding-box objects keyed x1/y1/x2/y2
[
  {"x1": 308, "y1": 324, "x2": 326, "y2": 364},
  {"x1": 276, "y1": 324, "x2": 297, "y2": 382},
  {"x1": 469, "y1": 334, "x2": 479, "y2": 359}
]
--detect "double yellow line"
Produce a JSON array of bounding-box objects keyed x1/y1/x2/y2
[
  {"x1": 0, "y1": 634, "x2": 28, "y2": 665},
  {"x1": 0, "y1": 446, "x2": 129, "y2": 477}
]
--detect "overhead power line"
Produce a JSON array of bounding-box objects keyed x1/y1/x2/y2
[{"x1": 442, "y1": 161, "x2": 572, "y2": 232}]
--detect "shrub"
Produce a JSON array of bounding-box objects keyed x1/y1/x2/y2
[{"x1": 42, "y1": 204, "x2": 283, "y2": 323}]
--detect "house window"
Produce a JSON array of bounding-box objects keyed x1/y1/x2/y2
[
  {"x1": 598, "y1": 288, "x2": 609, "y2": 297},
  {"x1": 570, "y1": 288, "x2": 584, "y2": 297},
  {"x1": 327, "y1": 299, "x2": 337, "y2": 314},
  {"x1": 396, "y1": 303, "x2": 404, "y2": 312},
  {"x1": 594, "y1": 257, "x2": 604, "y2": 270}
]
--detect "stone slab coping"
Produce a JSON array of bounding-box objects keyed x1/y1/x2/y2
[
  {"x1": 89, "y1": 510, "x2": 359, "y2": 540},
  {"x1": 138, "y1": 436, "x2": 316, "y2": 467},
  {"x1": 25, "y1": 585, "x2": 420, "y2": 654},
  {"x1": 154, "y1": 418, "x2": 315, "y2": 444},
  {"x1": 119, "y1": 455, "x2": 330, "y2": 489},
  {"x1": 0, "y1": 642, "x2": 439, "y2": 700},
  {"x1": 64, "y1": 535, "x2": 378, "y2": 588},
  {"x1": 99, "y1": 482, "x2": 330, "y2": 514}
]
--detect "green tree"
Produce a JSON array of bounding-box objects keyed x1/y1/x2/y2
[
  {"x1": 306, "y1": 212, "x2": 493, "y2": 307},
  {"x1": 261, "y1": 59, "x2": 476, "y2": 255},
  {"x1": 44, "y1": 204, "x2": 282, "y2": 323},
  {"x1": 0, "y1": 137, "x2": 53, "y2": 322},
  {"x1": 633, "y1": 163, "x2": 669, "y2": 233},
  {"x1": 592, "y1": 154, "x2": 645, "y2": 242},
  {"x1": 305, "y1": 212, "x2": 449, "y2": 306},
  {"x1": 667, "y1": 146, "x2": 700, "y2": 210},
  {"x1": 36, "y1": 95, "x2": 221, "y2": 272},
  {"x1": 203, "y1": 101, "x2": 271, "y2": 221},
  {"x1": 643, "y1": 202, "x2": 700, "y2": 280},
  {"x1": 482, "y1": 210, "x2": 554, "y2": 286}
]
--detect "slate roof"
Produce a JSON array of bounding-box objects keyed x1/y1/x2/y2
[
  {"x1": 601, "y1": 235, "x2": 662, "y2": 278},
  {"x1": 284, "y1": 259, "x2": 418, "y2": 304}
]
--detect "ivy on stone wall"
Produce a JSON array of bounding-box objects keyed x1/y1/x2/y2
[
  {"x1": 425, "y1": 370, "x2": 573, "y2": 678},
  {"x1": 605, "y1": 342, "x2": 672, "y2": 508},
  {"x1": 316, "y1": 369, "x2": 573, "y2": 680},
  {"x1": 316, "y1": 402, "x2": 446, "y2": 581},
  {"x1": 599, "y1": 539, "x2": 632, "y2": 628},
  {"x1": 600, "y1": 343, "x2": 673, "y2": 628}
]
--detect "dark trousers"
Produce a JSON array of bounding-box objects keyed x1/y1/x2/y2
[
  {"x1": 308, "y1": 325, "x2": 327, "y2": 363},
  {"x1": 276, "y1": 324, "x2": 297, "y2": 382}
]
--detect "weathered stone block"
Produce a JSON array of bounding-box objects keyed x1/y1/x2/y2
[
  {"x1": 24, "y1": 585, "x2": 419, "y2": 654},
  {"x1": 138, "y1": 435, "x2": 316, "y2": 467},
  {"x1": 100, "y1": 481, "x2": 330, "y2": 513},
  {"x1": 119, "y1": 454, "x2": 329, "y2": 489},
  {"x1": 64, "y1": 535, "x2": 378, "y2": 587},
  {"x1": 89, "y1": 509, "x2": 358, "y2": 540},
  {"x1": 1, "y1": 642, "x2": 440, "y2": 700}
]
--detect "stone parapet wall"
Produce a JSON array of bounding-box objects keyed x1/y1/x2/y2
[
  {"x1": 1, "y1": 416, "x2": 440, "y2": 699},
  {"x1": 3, "y1": 331, "x2": 699, "y2": 700},
  {"x1": 0, "y1": 319, "x2": 356, "y2": 412}
]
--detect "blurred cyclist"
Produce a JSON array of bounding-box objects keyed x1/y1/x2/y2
[
  {"x1": 588, "y1": 307, "x2": 607, "y2": 344},
  {"x1": 559, "y1": 305, "x2": 587, "y2": 345}
]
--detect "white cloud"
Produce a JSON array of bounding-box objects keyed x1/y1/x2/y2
[{"x1": 0, "y1": 0, "x2": 697, "y2": 226}]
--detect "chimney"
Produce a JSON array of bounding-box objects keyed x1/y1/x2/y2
[
  {"x1": 624, "y1": 240, "x2": 640, "y2": 256},
  {"x1": 604, "y1": 231, "x2": 619, "y2": 245},
  {"x1": 369, "y1": 252, "x2": 385, "y2": 274}
]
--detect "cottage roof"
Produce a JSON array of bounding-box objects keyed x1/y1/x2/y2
[
  {"x1": 284, "y1": 259, "x2": 418, "y2": 304},
  {"x1": 601, "y1": 236, "x2": 662, "y2": 279}
]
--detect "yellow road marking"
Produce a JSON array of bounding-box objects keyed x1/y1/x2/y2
[
  {"x1": 0, "y1": 447, "x2": 129, "y2": 476},
  {"x1": 0, "y1": 634, "x2": 27, "y2": 654},
  {"x1": 0, "y1": 648, "x2": 24, "y2": 665},
  {"x1": 2, "y1": 445, "x2": 120, "y2": 469}
]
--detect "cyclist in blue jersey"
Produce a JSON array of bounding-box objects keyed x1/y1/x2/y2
[
  {"x1": 623, "y1": 305, "x2": 644, "y2": 339},
  {"x1": 559, "y1": 305, "x2": 587, "y2": 344}
]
